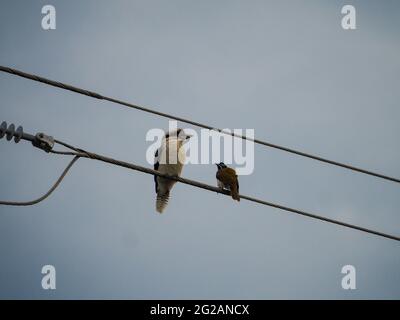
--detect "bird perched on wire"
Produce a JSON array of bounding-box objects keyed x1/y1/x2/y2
[
  {"x1": 154, "y1": 128, "x2": 192, "y2": 213},
  {"x1": 215, "y1": 162, "x2": 240, "y2": 201}
]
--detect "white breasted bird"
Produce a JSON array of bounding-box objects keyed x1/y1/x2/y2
[{"x1": 154, "y1": 128, "x2": 192, "y2": 213}]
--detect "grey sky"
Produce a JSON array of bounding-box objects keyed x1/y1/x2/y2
[{"x1": 0, "y1": 0, "x2": 399, "y2": 299}]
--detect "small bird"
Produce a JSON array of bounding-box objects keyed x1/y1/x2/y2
[
  {"x1": 154, "y1": 128, "x2": 192, "y2": 213},
  {"x1": 215, "y1": 162, "x2": 240, "y2": 201}
]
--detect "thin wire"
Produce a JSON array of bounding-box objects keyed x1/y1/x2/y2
[
  {"x1": 1, "y1": 65, "x2": 399, "y2": 184},
  {"x1": 1, "y1": 135, "x2": 398, "y2": 241},
  {"x1": 0, "y1": 156, "x2": 79, "y2": 206},
  {"x1": 45, "y1": 140, "x2": 400, "y2": 242}
]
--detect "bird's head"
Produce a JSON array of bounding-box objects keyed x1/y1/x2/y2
[
  {"x1": 164, "y1": 128, "x2": 192, "y2": 143},
  {"x1": 216, "y1": 162, "x2": 227, "y2": 170}
]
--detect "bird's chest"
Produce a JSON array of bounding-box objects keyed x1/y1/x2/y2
[
  {"x1": 216, "y1": 169, "x2": 235, "y2": 188},
  {"x1": 217, "y1": 179, "x2": 229, "y2": 189},
  {"x1": 158, "y1": 162, "x2": 184, "y2": 176},
  {"x1": 157, "y1": 139, "x2": 185, "y2": 175}
]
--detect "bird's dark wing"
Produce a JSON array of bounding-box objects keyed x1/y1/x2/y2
[
  {"x1": 154, "y1": 149, "x2": 159, "y2": 193},
  {"x1": 216, "y1": 170, "x2": 220, "y2": 180},
  {"x1": 236, "y1": 175, "x2": 239, "y2": 192}
]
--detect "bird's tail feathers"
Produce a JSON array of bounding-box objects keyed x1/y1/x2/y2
[
  {"x1": 231, "y1": 185, "x2": 240, "y2": 202},
  {"x1": 156, "y1": 191, "x2": 170, "y2": 213}
]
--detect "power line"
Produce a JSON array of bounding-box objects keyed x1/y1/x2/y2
[
  {"x1": 53, "y1": 143, "x2": 400, "y2": 242},
  {"x1": 0, "y1": 121, "x2": 79, "y2": 205},
  {"x1": 1, "y1": 65, "x2": 399, "y2": 184},
  {"x1": 0, "y1": 156, "x2": 79, "y2": 206},
  {"x1": 1, "y1": 123, "x2": 399, "y2": 242}
]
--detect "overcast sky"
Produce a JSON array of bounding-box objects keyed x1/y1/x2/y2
[{"x1": 0, "y1": 0, "x2": 399, "y2": 299}]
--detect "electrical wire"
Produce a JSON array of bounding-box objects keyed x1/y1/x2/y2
[
  {"x1": 1, "y1": 131, "x2": 399, "y2": 241},
  {"x1": 0, "y1": 156, "x2": 79, "y2": 206},
  {"x1": 1, "y1": 65, "x2": 399, "y2": 184},
  {"x1": 3, "y1": 137, "x2": 393, "y2": 243}
]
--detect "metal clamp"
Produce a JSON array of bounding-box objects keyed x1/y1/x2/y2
[{"x1": 32, "y1": 133, "x2": 54, "y2": 152}]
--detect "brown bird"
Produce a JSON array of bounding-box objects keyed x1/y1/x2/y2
[{"x1": 215, "y1": 162, "x2": 240, "y2": 201}]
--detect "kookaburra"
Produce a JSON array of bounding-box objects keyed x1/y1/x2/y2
[
  {"x1": 216, "y1": 162, "x2": 240, "y2": 201},
  {"x1": 154, "y1": 128, "x2": 192, "y2": 213}
]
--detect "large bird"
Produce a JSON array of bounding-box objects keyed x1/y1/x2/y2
[
  {"x1": 154, "y1": 128, "x2": 191, "y2": 213},
  {"x1": 215, "y1": 162, "x2": 240, "y2": 201}
]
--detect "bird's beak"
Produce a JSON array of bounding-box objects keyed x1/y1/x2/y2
[{"x1": 180, "y1": 134, "x2": 192, "y2": 144}]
